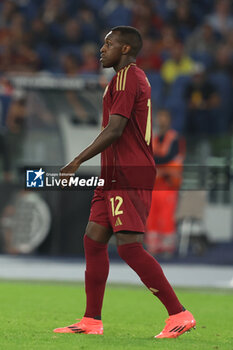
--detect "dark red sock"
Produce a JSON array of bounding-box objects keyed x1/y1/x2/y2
[
  {"x1": 117, "y1": 242, "x2": 183, "y2": 315},
  {"x1": 84, "y1": 235, "x2": 109, "y2": 318}
]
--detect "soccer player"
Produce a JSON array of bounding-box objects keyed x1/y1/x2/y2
[{"x1": 54, "y1": 26, "x2": 196, "y2": 339}]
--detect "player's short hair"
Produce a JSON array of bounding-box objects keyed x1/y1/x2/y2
[{"x1": 111, "y1": 26, "x2": 143, "y2": 57}]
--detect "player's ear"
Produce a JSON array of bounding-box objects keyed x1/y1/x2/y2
[{"x1": 122, "y1": 44, "x2": 131, "y2": 55}]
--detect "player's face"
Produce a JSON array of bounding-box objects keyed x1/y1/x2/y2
[{"x1": 100, "y1": 31, "x2": 123, "y2": 68}]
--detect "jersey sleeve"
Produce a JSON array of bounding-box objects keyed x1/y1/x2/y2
[{"x1": 110, "y1": 66, "x2": 137, "y2": 119}]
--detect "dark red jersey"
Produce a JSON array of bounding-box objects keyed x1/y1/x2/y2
[{"x1": 101, "y1": 63, "x2": 156, "y2": 190}]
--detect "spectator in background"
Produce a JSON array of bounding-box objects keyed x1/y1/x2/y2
[
  {"x1": 155, "y1": 24, "x2": 177, "y2": 58},
  {"x1": 0, "y1": 0, "x2": 17, "y2": 29},
  {"x1": 169, "y1": 1, "x2": 196, "y2": 41},
  {"x1": 184, "y1": 63, "x2": 221, "y2": 135},
  {"x1": 42, "y1": 0, "x2": 68, "y2": 25},
  {"x1": 0, "y1": 35, "x2": 40, "y2": 73},
  {"x1": 77, "y1": 7, "x2": 101, "y2": 44},
  {"x1": 100, "y1": 0, "x2": 132, "y2": 28},
  {"x1": 30, "y1": 17, "x2": 51, "y2": 47},
  {"x1": 0, "y1": 12, "x2": 40, "y2": 73},
  {"x1": 210, "y1": 44, "x2": 233, "y2": 77},
  {"x1": 146, "y1": 109, "x2": 184, "y2": 256},
  {"x1": 132, "y1": 0, "x2": 163, "y2": 37},
  {"x1": 79, "y1": 43, "x2": 99, "y2": 74},
  {"x1": 225, "y1": 28, "x2": 233, "y2": 50},
  {"x1": 185, "y1": 22, "x2": 219, "y2": 57},
  {"x1": 0, "y1": 132, "x2": 12, "y2": 182},
  {"x1": 8, "y1": 12, "x2": 26, "y2": 45},
  {"x1": 206, "y1": 0, "x2": 233, "y2": 36},
  {"x1": 136, "y1": 36, "x2": 162, "y2": 72},
  {"x1": 61, "y1": 19, "x2": 83, "y2": 50},
  {"x1": 5, "y1": 92, "x2": 27, "y2": 167},
  {"x1": 60, "y1": 53, "x2": 90, "y2": 123},
  {"x1": 60, "y1": 53, "x2": 80, "y2": 76},
  {"x1": 161, "y1": 41, "x2": 194, "y2": 85},
  {"x1": 6, "y1": 93, "x2": 27, "y2": 134}
]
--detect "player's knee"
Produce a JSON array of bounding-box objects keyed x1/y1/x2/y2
[
  {"x1": 117, "y1": 242, "x2": 143, "y2": 262},
  {"x1": 85, "y1": 221, "x2": 112, "y2": 244}
]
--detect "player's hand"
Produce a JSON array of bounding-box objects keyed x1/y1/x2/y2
[{"x1": 59, "y1": 159, "x2": 81, "y2": 187}]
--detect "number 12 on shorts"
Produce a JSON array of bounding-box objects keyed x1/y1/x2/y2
[{"x1": 110, "y1": 196, "x2": 123, "y2": 216}]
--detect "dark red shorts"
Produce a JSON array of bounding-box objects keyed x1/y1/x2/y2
[{"x1": 89, "y1": 187, "x2": 152, "y2": 233}]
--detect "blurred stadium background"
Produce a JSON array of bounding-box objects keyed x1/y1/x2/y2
[{"x1": 0, "y1": 0, "x2": 233, "y2": 288}]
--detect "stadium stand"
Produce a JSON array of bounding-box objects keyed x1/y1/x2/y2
[{"x1": 0, "y1": 0, "x2": 232, "y2": 134}]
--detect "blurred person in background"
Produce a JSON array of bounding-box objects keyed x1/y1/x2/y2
[
  {"x1": 0, "y1": 0, "x2": 18, "y2": 29},
  {"x1": 146, "y1": 109, "x2": 185, "y2": 257},
  {"x1": 79, "y1": 43, "x2": 100, "y2": 74},
  {"x1": 154, "y1": 24, "x2": 177, "y2": 58},
  {"x1": 0, "y1": 12, "x2": 40, "y2": 73},
  {"x1": 206, "y1": 0, "x2": 233, "y2": 37},
  {"x1": 185, "y1": 22, "x2": 219, "y2": 57},
  {"x1": 225, "y1": 28, "x2": 233, "y2": 50},
  {"x1": 60, "y1": 52, "x2": 80, "y2": 76},
  {"x1": 131, "y1": 0, "x2": 163, "y2": 37},
  {"x1": 136, "y1": 36, "x2": 162, "y2": 72},
  {"x1": 100, "y1": 0, "x2": 132, "y2": 28},
  {"x1": 30, "y1": 17, "x2": 51, "y2": 47},
  {"x1": 0, "y1": 131, "x2": 12, "y2": 182},
  {"x1": 77, "y1": 6, "x2": 101, "y2": 44},
  {"x1": 60, "y1": 53, "x2": 92, "y2": 124},
  {"x1": 161, "y1": 41, "x2": 195, "y2": 85},
  {"x1": 168, "y1": 1, "x2": 196, "y2": 41},
  {"x1": 5, "y1": 91, "x2": 27, "y2": 169},
  {"x1": 42, "y1": 0, "x2": 68, "y2": 25},
  {"x1": 6, "y1": 92, "x2": 27, "y2": 135},
  {"x1": 60, "y1": 18, "x2": 83, "y2": 50},
  {"x1": 210, "y1": 44, "x2": 233, "y2": 77},
  {"x1": 184, "y1": 63, "x2": 221, "y2": 135}
]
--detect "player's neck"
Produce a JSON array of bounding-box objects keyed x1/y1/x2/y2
[{"x1": 114, "y1": 58, "x2": 136, "y2": 72}]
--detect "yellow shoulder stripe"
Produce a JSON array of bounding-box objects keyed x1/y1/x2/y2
[{"x1": 116, "y1": 65, "x2": 131, "y2": 91}]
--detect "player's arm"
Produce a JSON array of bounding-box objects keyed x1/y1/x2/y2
[{"x1": 60, "y1": 114, "x2": 127, "y2": 178}]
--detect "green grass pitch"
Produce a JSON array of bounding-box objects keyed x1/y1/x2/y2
[{"x1": 1, "y1": 281, "x2": 233, "y2": 350}]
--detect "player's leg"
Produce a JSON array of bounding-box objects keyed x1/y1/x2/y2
[
  {"x1": 146, "y1": 190, "x2": 162, "y2": 254},
  {"x1": 54, "y1": 189, "x2": 112, "y2": 334},
  {"x1": 116, "y1": 232, "x2": 183, "y2": 315},
  {"x1": 116, "y1": 232, "x2": 195, "y2": 338},
  {"x1": 84, "y1": 221, "x2": 113, "y2": 319},
  {"x1": 53, "y1": 222, "x2": 112, "y2": 334}
]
